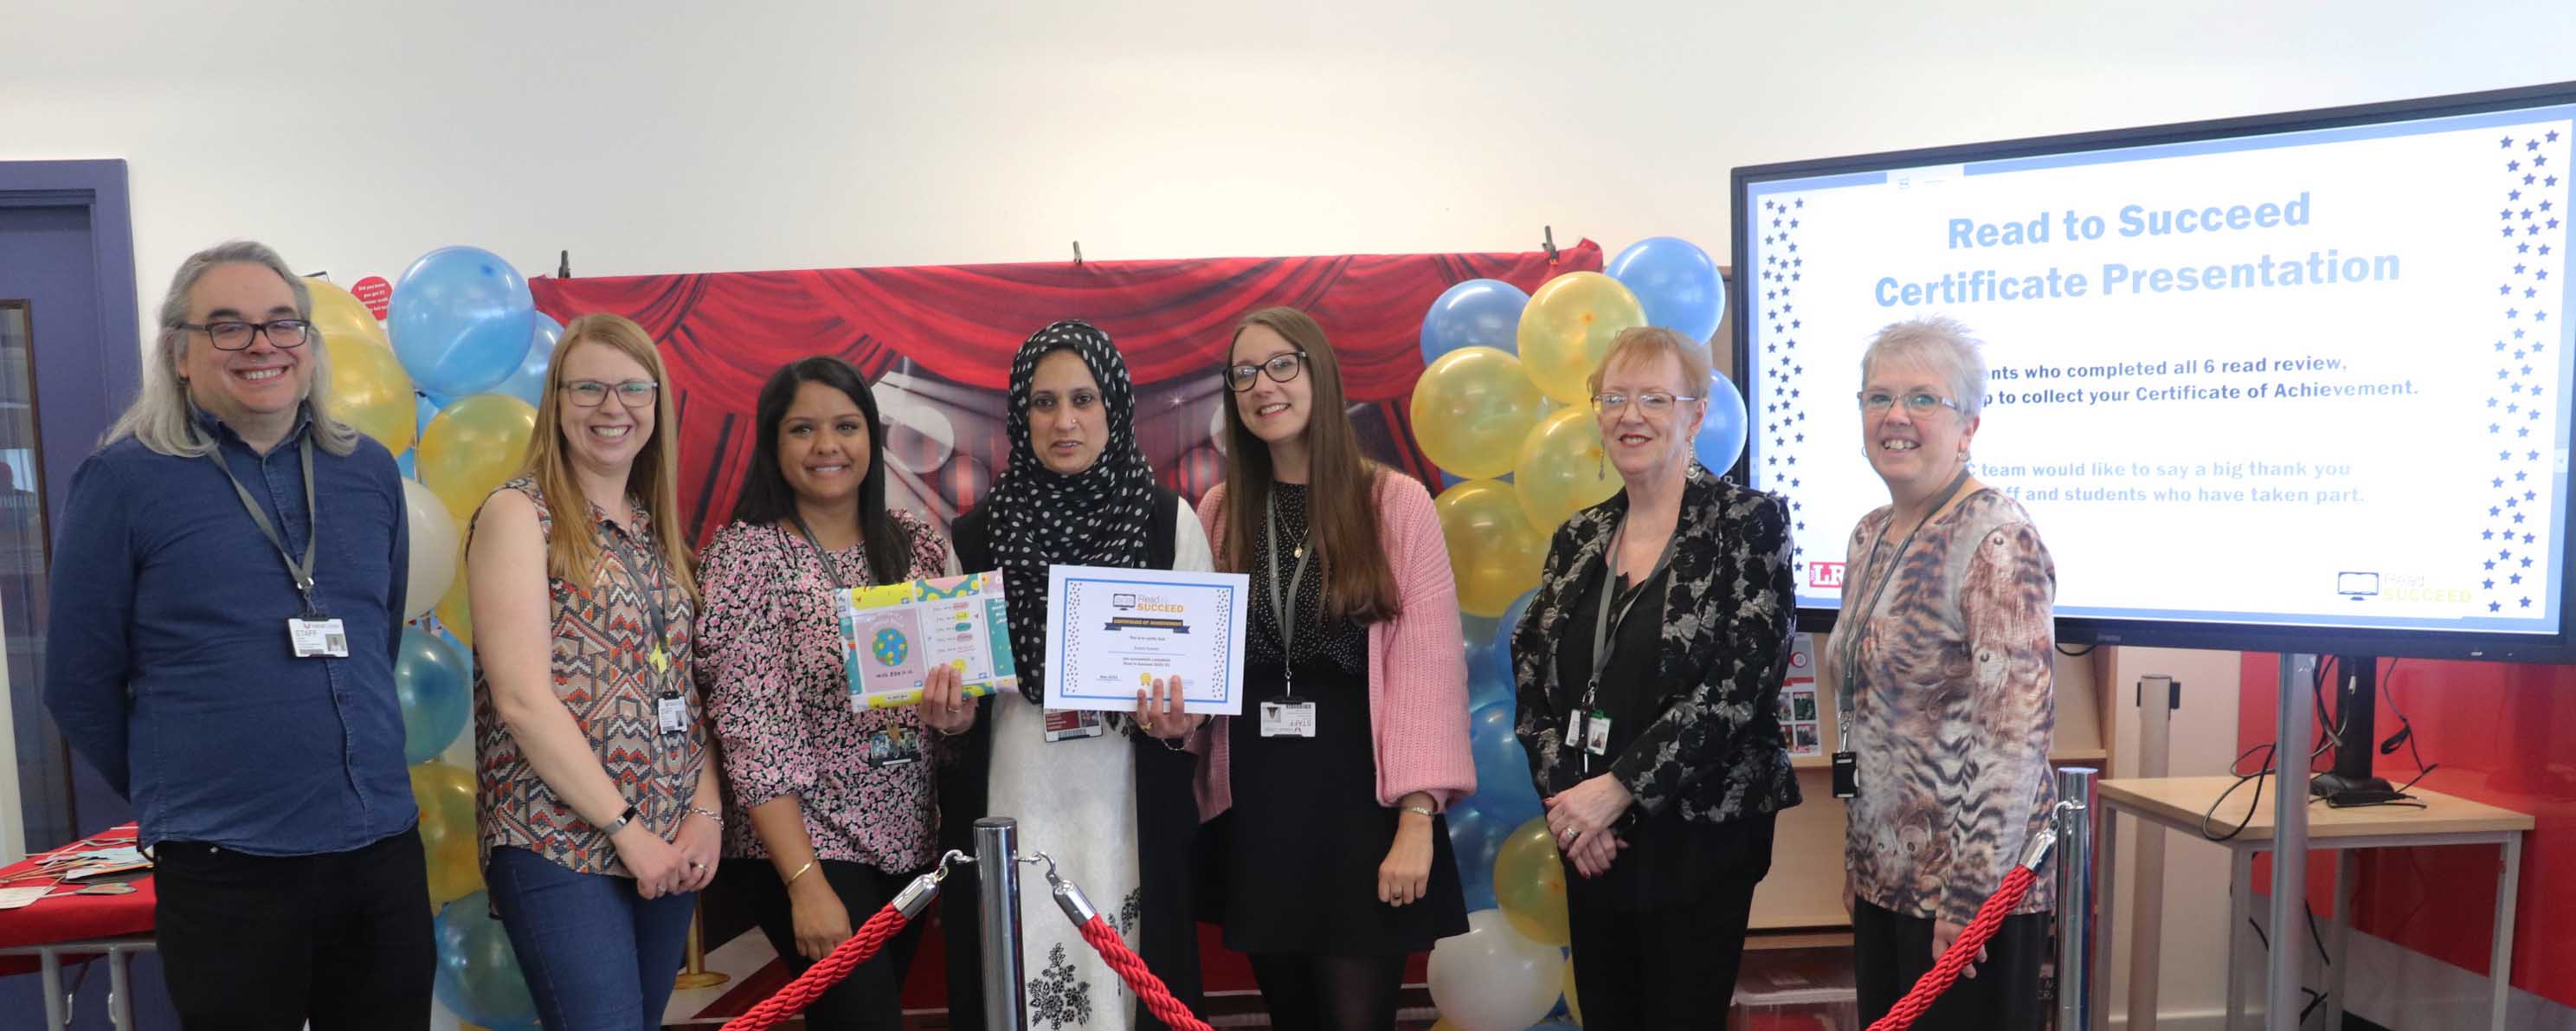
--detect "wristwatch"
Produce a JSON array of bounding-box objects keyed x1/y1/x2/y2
[{"x1": 597, "y1": 802, "x2": 641, "y2": 837}]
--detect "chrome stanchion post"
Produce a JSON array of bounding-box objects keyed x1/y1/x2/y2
[
  {"x1": 975, "y1": 817, "x2": 1028, "y2": 1031},
  {"x1": 2056, "y1": 766, "x2": 2099, "y2": 1031}
]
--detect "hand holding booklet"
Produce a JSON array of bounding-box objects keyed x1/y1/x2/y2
[{"x1": 835, "y1": 570, "x2": 1017, "y2": 710}]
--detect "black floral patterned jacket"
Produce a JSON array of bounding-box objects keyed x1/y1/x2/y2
[{"x1": 1511, "y1": 461, "x2": 1802, "y2": 826}]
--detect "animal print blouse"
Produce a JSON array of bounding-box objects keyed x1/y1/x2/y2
[{"x1": 1828, "y1": 488, "x2": 2058, "y2": 925}]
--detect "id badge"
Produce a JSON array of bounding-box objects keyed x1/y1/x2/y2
[
  {"x1": 1043, "y1": 709, "x2": 1106, "y2": 743},
  {"x1": 1582, "y1": 710, "x2": 1612, "y2": 756},
  {"x1": 1259, "y1": 698, "x2": 1317, "y2": 738},
  {"x1": 1832, "y1": 751, "x2": 1859, "y2": 798},
  {"x1": 864, "y1": 723, "x2": 923, "y2": 767},
  {"x1": 287, "y1": 617, "x2": 348, "y2": 659},
  {"x1": 657, "y1": 695, "x2": 688, "y2": 734},
  {"x1": 1564, "y1": 710, "x2": 1587, "y2": 745}
]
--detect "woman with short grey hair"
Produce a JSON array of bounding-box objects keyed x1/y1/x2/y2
[{"x1": 1826, "y1": 315, "x2": 2058, "y2": 1031}]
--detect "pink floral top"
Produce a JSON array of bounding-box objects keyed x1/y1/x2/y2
[{"x1": 697, "y1": 512, "x2": 955, "y2": 873}]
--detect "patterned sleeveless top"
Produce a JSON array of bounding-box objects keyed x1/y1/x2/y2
[{"x1": 472, "y1": 477, "x2": 705, "y2": 877}]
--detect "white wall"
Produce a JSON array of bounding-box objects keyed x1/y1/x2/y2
[{"x1": 8, "y1": 1, "x2": 2574, "y2": 328}]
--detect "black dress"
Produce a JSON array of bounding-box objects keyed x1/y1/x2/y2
[{"x1": 1215, "y1": 484, "x2": 1468, "y2": 955}]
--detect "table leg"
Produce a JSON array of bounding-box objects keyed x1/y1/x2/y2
[
  {"x1": 2491, "y1": 834, "x2": 2521, "y2": 1031},
  {"x1": 109, "y1": 944, "x2": 134, "y2": 1031},
  {"x1": 2225, "y1": 849, "x2": 2251, "y2": 1031},
  {"x1": 39, "y1": 948, "x2": 66, "y2": 1030},
  {"x1": 2328, "y1": 850, "x2": 2351, "y2": 1028},
  {"x1": 2090, "y1": 805, "x2": 2116, "y2": 1030}
]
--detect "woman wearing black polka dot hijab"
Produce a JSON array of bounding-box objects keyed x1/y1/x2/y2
[{"x1": 937, "y1": 319, "x2": 1217, "y2": 1031}]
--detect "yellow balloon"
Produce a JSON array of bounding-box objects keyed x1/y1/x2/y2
[
  {"x1": 1512, "y1": 408, "x2": 1620, "y2": 533},
  {"x1": 306, "y1": 277, "x2": 389, "y2": 351},
  {"x1": 323, "y1": 332, "x2": 417, "y2": 457},
  {"x1": 1517, "y1": 272, "x2": 1646, "y2": 405},
  {"x1": 419, "y1": 394, "x2": 538, "y2": 527},
  {"x1": 1493, "y1": 816, "x2": 1570, "y2": 946},
  {"x1": 1564, "y1": 952, "x2": 1582, "y2": 1026},
  {"x1": 1434, "y1": 480, "x2": 1546, "y2": 618},
  {"x1": 435, "y1": 536, "x2": 474, "y2": 649},
  {"x1": 1410, "y1": 346, "x2": 1542, "y2": 480},
  {"x1": 410, "y1": 760, "x2": 483, "y2": 905}
]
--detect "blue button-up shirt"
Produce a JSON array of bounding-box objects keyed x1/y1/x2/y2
[{"x1": 43, "y1": 410, "x2": 416, "y2": 855}]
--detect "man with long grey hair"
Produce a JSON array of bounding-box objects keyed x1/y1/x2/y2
[{"x1": 44, "y1": 241, "x2": 431, "y2": 1028}]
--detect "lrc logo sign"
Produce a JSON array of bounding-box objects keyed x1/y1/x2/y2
[{"x1": 1810, "y1": 562, "x2": 1845, "y2": 589}]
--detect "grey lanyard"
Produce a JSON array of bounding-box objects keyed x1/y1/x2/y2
[
  {"x1": 1583, "y1": 518, "x2": 1678, "y2": 711},
  {"x1": 204, "y1": 435, "x2": 320, "y2": 616},
  {"x1": 789, "y1": 512, "x2": 849, "y2": 590},
  {"x1": 1265, "y1": 492, "x2": 1314, "y2": 696},
  {"x1": 1832, "y1": 467, "x2": 1973, "y2": 722},
  {"x1": 597, "y1": 512, "x2": 674, "y2": 683}
]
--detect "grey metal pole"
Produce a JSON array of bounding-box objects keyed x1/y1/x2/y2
[
  {"x1": 2269, "y1": 654, "x2": 2316, "y2": 1028},
  {"x1": 2129, "y1": 675, "x2": 2176, "y2": 1030},
  {"x1": 975, "y1": 817, "x2": 1028, "y2": 1031},
  {"x1": 2055, "y1": 766, "x2": 2098, "y2": 1031}
]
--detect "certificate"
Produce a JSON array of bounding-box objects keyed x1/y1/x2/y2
[
  {"x1": 1043, "y1": 564, "x2": 1248, "y2": 715},
  {"x1": 834, "y1": 571, "x2": 1016, "y2": 709}
]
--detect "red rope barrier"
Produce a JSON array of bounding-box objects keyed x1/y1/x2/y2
[
  {"x1": 1075, "y1": 913, "x2": 1217, "y2": 1031},
  {"x1": 1864, "y1": 866, "x2": 2041, "y2": 1031},
  {"x1": 721, "y1": 902, "x2": 911, "y2": 1031}
]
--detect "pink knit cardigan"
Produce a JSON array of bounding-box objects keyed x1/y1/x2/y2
[{"x1": 1192, "y1": 472, "x2": 1478, "y2": 820}]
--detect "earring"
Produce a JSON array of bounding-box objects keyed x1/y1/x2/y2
[{"x1": 1596, "y1": 448, "x2": 1606, "y2": 478}]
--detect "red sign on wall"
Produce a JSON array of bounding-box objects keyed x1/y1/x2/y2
[{"x1": 351, "y1": 275, "x2": 392, "y2": 319}]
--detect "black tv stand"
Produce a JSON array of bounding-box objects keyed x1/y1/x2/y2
[{"x1": 2309, "y1": 654, "x2": 2397, "y2": 803}]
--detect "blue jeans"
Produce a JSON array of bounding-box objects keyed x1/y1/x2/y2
[{"x1": 485, "y1": 846, "x2": 698, "y2": 1031}]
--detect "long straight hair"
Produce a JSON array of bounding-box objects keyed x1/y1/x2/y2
[
  {"x1": 1218, "y1": 306, "x2": 1401, "y2": 622},
  {"x1": 726, "y1": 357, "x2": 911, "y2": 585},
  {"x1": 518, "y1": 313, "x2": 697, "y2": 598},
  {"x1": 109, "y1": 241, "x2": 364, "y2": 457}
]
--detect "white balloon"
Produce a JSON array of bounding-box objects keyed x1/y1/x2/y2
[
  {"x1": 1426, "y1": 909, "x2": 1562, "y2": 1031},
  {"x1": 402, "y1": 479, "x2": 459, "y2": 622}
]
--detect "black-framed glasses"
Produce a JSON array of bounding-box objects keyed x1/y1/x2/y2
[
  {"x1": 562, "y1": 379, "x2": 660, "y2": 408},
  {"x1": 1857, "y1": 390, "x2": 1960, "y2": 415},
  {"x1": 1225, "y1": 351, "x2": 1309, "y2": 392},
  {"x1": 177, "y1": 319, "x2": 312, "y2": 351},
  {"x1": 1592, "y1": 390, "x2": 1699, "y2": 415}
]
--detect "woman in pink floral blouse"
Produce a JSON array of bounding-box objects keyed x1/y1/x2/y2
[{"x1": 697, "y1": 357, "x2": 974, "y2": 1031}]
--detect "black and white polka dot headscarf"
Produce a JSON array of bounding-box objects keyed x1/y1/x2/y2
[{"x1": 985, "y1": 320, "x2": 1159, "y2": 704}]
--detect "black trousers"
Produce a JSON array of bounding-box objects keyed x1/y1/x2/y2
[
  {"x1": 152, "y1": 825, "x2": 435, "y2": 1031},
  {"x1": 728, "y1": 858, "x2": 931, "y2": 1031},
  {"x1": 1852, "y1": 898, "x2": 2050, "y2": 1031},
  {"x1": 1563, "y1": 812, "x2": 1774, "y2": 1030}
]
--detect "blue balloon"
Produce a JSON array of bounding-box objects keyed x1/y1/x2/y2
[
  {"x1": 415, "y1": 394, "x2": 444, "y2": 438},
  {"x1": 1605, "y1": 236, "x2": 1727, "y2": 345},
  {"x1": 1445, "y1": 799, "x2": 1504, "y2": 910},
  {"x1": 396, "y1": 628, "x2": 471, "y2": 764},
  {"x1": 434, "y1": 891, "x2": 538, "y2": 1029},
  {"x1": 485, "y1": 313, "x2": 559, "y2": 408},
  {"x1": 1693, "y1": 373, "x2": 1751, "y2": 472},
  {"x1": 1470, "y1": 701, "x2": 1536, "y2": 809},
  {"x1": 1492, "y1": 589, "x2": 1536, "y2": 657},
  {"x1": 1420, "y1": 279, "x2": 1531, "y2": 363},
  {"x1": 1465, "y1": 636, "x2": 1514, "y2": 712},
  {"x1": 390, "y1": 246, "x2": 537, "y2": 398},
  {"x1": 396, "y1": 451, "x2": 415, "y2": 479}
]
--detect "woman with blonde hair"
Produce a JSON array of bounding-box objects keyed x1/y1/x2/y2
[{"x1": 467, "y1": 313, "x2": 722, "y2": 1030}]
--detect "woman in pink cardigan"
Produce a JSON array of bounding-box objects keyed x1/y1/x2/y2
[{"x1": 1175, "y1": 306, "x2": 1475, "y2": 1031}]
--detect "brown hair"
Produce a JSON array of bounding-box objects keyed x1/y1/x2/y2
[
  {"x1": 518, "y1": 313, "x2": 697, "y2": 598},
  {"x1": 1218, "y1": 307, "x2": 1401, "y2": 622},
  {"x1": 1587, "y1": 325, "x2": 1714, "y2": 398}
]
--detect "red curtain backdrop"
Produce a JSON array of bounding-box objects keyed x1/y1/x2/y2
[{"x1": 530, "y1": 242, "x2": 1603, "y2": 545}]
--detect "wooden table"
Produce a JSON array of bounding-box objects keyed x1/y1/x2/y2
[{"x1": 2094, "y1": 776, "x2": 2532, "y2": 1031}]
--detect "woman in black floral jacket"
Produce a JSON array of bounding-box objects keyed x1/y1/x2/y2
[{"x1": 1511, "y1": 326, "x2": 1800, "y2": 1030}]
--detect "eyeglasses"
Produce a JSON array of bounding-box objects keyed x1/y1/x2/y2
[
  {"x1": 1225, "y1": 352, "x2": 1309, "y2": 392},
  {"x1": 1592, "y1": 390, "x2": 1700, "y2": 415},
  {"x1": 562, "y1": 379, "x2": 660, "y2": 408},
  {"x1": 1857, "y1": 390, "x2": 1960, "y2": 415},
  {"x1": 177, "y1": 319, "x2": 312, "y2": 351}
]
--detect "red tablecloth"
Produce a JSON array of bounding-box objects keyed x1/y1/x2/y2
[{"x1": 0, "y1": 824, "x2": 154, "y2": 975}]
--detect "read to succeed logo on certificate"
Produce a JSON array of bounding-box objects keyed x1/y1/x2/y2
[{"x1": 1809, "y1": 561, "x2": 1845, "y2": 589}]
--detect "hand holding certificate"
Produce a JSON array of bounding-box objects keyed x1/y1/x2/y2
[
  {"x1": 1043, "y1": 564, "x2": 1248, "y2": 716},
  {"x1": 834, "y1": 570, "x2": 1017, "y2": 710}
]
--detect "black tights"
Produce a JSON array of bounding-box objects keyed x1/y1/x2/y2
[{"x1": 1247, "y1": 952, "x2": 1407, "y2": 1031}]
